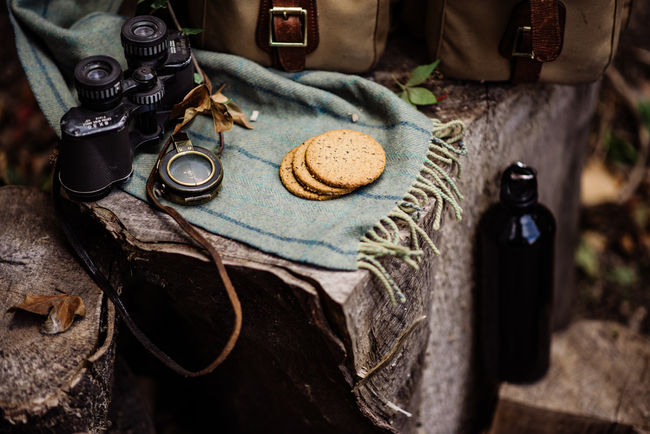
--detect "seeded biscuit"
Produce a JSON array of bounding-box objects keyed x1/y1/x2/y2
[
  {"x1": 292, "y1": 140, "x2": 354, "y2": 196},
  {"x1": 279, "y1": 147, "x2": 336, "y2": 201},
  {"x1": 305, "y1": 129, "x2": 386, "y2": 188}
]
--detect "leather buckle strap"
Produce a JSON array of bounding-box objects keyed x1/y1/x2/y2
[
  {"x1": 269, "y1": 7, "x2": 308, "y2": 47},
  {"x1": 500, "y1": 0, "x2": 566, "y2": 83},
  {"x1": 512, "y1": 26, "x2": 535, "y2": 59},
  {"x1": 256, "y1": 0, "x2": 319, "y2": 72}
]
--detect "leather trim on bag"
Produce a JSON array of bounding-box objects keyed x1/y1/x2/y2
[
  {"x1": 600, "y1": 0, "x2": 620, "y2": 78},
  {"x1": 530, "y1": 0, "x2": 562, "y2": 62},
  {"x1": 499, "y1": 0, "x2": 566, "y2": 83},
  {"x1": 256, "y1": 0, "x2": 319, "y2": 72}
]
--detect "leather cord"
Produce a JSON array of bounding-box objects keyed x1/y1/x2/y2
[{"x1": 53, "y1": 142, "x2": 242, "y2": 377}]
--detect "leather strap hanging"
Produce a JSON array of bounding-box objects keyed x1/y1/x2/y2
[
  {"x1": 53, "y1": 138, "x2": 242, "y2": 377},
  {"x1": 500, "y1": 0, "x2": 566, "y2": 83},
  {"x1": 256, "y1": 0, "x2": 319, "y2": 72}
]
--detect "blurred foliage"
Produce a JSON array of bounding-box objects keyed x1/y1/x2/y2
[
  {"x1": 606, "y1": 265, "x2": 638, "y2": 287},
  {"x1": 574, "y1": 0, "x2": 650, "y2": 334},
  {"x1": 639, "y1": 101, "x2": 650, "y2": 131},
  {"x1": 575, "y1": 237, "x2": 600, "y2": 280},
  {"x1": 604, "y1": 131, "x2": 638, "y2": 166},
  {"x1": 0, "y1": 3, "x2": 57, "y2": 192}
]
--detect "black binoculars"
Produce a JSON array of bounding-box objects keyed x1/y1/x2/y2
[{"x1": 58, "y1": 15, "x2": 195, "y2": 201}]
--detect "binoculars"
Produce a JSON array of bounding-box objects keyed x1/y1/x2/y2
[{"x1": 59, "y1": 15, "x2": 195, "y2": 201}]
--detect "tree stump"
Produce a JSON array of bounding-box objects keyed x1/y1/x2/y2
[
  {"x1": 73, "y1": 79, "x2": 600, "y2": 432},
  {"x1": 492, "y1": 320, "x2": 650, "y2": 433},
  {"x1": 0, "y1": 186, "x2": 116, "y2": 433}
]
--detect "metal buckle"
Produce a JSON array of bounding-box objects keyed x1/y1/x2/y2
[
  {"x1": 512, "y1": 26, "x2": 535, "y2": 59},
  {"x1": 269, "y1": 7, "x2": 308, "y2": 47}
]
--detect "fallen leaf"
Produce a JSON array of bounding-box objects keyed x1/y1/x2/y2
[{"x1": 10, "y1": 294, "x2": 86, "y2": 334}]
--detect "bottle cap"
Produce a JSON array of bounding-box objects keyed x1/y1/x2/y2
[{"x1": 500, "y1": 162, "x2": 538, "y2": 207}]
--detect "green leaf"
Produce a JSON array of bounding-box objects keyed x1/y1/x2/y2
[
  {"x1": 181, "y1": 27, "x2": 204, "y2": 35},
  {"x1": 399, "y1": 91, "x2": 415, "y2": 108},
  {"x1": 407, "y1": 87, "x2": 438, "y2": 106},
  {"x1": 406, "y1": 60, "x2": 440, "y2": 87},
  {"x1": 150, "y1": 0, "x2": 168, "y2": 9},
  {"x1": 575, "y1": 238, "x2": 599, "y2": 279},
  {"x1": 193, "y1": 72, "x2": 204, "y2": 85}
]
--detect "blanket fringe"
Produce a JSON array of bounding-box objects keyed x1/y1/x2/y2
[{"x1": 357, "y1": 119, "x2": 467, "y2": 305}]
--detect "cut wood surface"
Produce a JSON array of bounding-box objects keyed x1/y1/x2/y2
[
  {"x1": 79, "y1": 77, "x2": 600, "y2": 432},
  {"x1": 494, "y1": 320, "x2": 650, "y2": 433},
  {"x1": 0, "y1": 187, "x2": 116, "y2": 433}
]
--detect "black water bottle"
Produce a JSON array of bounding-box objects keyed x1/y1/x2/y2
[{"x1": 479, "y1": 162, "x2": 556, "y2": 384}]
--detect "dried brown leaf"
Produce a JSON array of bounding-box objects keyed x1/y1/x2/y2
[
  {"x1": 170, "y1": 84, "x2": 210, "y2": 118},
  {"x1": 171, "y1": 82, "x2": 251, "y2": 136},
  {"x1": 210, "y1": 92, "x2": 253, "y2": 130},
  {"x1": 210, "y1": 102, "x2": 234, "y2": 134},
  {"x1": 11, "y1": 294, "x2": 86, "y2": 334}
]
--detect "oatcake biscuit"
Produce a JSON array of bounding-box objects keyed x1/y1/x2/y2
[
  {"x1": 279, "y1": 147, "x2": 336, "y2": 201},
  {"x1": 305, "y1": 129, "x2": 386, "y2": 188},
  {"x1": 292, "y1": 140, "x2": 354, "y2": 195}
]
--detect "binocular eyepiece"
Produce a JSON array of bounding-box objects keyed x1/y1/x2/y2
[
  {"x1": 74, "y1": 56, "x2": 165, "y2": 112},
  {"x1": 121, "y1": 15, "x2": 169, "y2": 65}
]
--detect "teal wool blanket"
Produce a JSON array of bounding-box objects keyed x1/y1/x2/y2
[{"x1": 10, "y1": 0, "x2": 466, "y2": 301}]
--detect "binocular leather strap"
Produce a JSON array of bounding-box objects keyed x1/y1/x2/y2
[
  {"x1": 53, "y1": 141, "x2": 242, "y2": 377},
  {"x1": 145, "y1": 135, "x2": 243, "y2": 375}
]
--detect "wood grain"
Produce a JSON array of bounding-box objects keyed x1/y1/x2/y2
[{"x1": 0, "y1": 186, "x2": 116, "y2": 432}]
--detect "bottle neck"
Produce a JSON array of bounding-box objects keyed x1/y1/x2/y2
[{"x1": 501, "y1": 200, "x2": 539, "y2": 216}]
